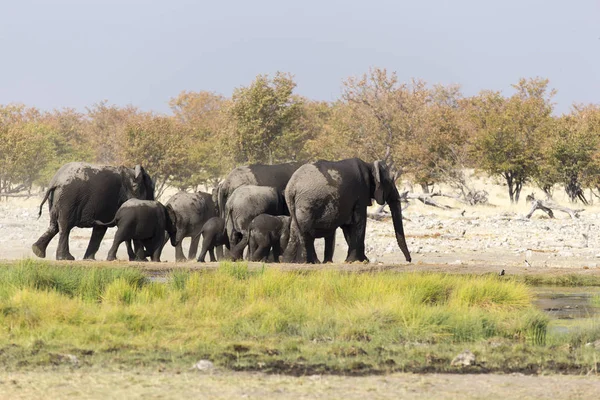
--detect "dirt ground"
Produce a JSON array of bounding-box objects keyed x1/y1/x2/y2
[
  {"x1": 1, "y1": 370, "x2": 599, "y2": 400},
  {"x1": 3, "y1": 175, "x2": 600, "y2": 272}
]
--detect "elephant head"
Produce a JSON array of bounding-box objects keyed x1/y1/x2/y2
[
  {"x1": 164, "y1": 204, "x2": 179, "y2": 246},
  {"x1": 134, "y1": 165, "x2": 155, "y2": 200},
  {"x1": 372, "y1": 161, "x2": 411, "y2": 262}
]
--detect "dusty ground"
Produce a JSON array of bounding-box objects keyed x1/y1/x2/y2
[
  {"x1": 3, "y1": 176, "x2": 600, "y2": 272},
  {"x1": 1, "y1": 370, "x2": 599, "y2": 399}
]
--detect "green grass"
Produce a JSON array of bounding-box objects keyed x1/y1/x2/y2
[{"x1": 0, "y1": 260, "x2": 598, "y2": 374}]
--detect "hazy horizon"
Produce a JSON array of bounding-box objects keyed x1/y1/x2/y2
[{"x1": 1, "y1": 0, "x2": 598, "y2": 115}]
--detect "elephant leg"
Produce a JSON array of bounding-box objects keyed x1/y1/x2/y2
[
  {"x1": 125, "y1": 240, "x2": 136, "y2": 261},
  {"x1": 342, "y1": 222, "x2": 369, "y2": 263},
  {"x1": 106, "y1": 232, "x2": 125, "y2": 261},
  {"x1": 188, "y1": 234, "x2": 201, "y2": 260},
  {"x1": 32, "y1": 217, "x2": 59, "y2": 259},
  {"x1": 215, "y1": 245, "x2": 224, "y2": 261},
  {"x1": 174, "y1": 242, "x2": 187, "y2": 262},
  {"x1": 304, "y1": 235, "x2": 320, "y2": 264},
  {"x1": 83, "y1": 225, "x2": 108, "y2": 260},
  {"x1": 271, "y1": 241, "x2": 281, "y2": 263},
  {"x1": 133, "y1": 240, "x2": 146, "y2": 261},
  {"x1": 197, "y1": 234, "x2": 211, "y2": 262},
  {"x1": 56, "y1": 218, "x2": 75, "y2": 260},
  {"x1": 145, "y1": 238, "x2": 161, "y2": 262},
  {"x1": 323, "y1": 232, "x2": 336, "y2": 263}
]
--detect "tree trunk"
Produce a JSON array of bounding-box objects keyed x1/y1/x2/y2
[{"x1": 504, "y1": 173, "x2": 515, "y2": 203}]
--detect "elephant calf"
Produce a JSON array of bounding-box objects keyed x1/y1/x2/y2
[
  {"x1": 233, "y1": 214, "x2": 290, "y2": 262},
  {"x1": 196, "y1": 217, "x2": 229, "y2": 262},
  {"x1": 225, "y1": 185, "x2": 288, "y2": 259},
  {"x1": 94, "y1": 199, "x2": 178, "y2": 262},
  {"x1": 165, "y1": 191, "x2": 217, "y2": 262}
]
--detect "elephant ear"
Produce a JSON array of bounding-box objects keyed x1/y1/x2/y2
[
  {"x1": 165, "y1": 205, "x2": 178, "y2": 234},
  {"x1": 373, "y1": 160, "x2": 386, "y2": 205}
]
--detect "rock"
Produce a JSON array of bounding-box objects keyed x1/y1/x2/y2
[
  {"x1": 451, "y1": 350, "x2": 476, "y2": 367},
  {"x1": 449, "y1": 260, "x2": 462, "y2": 265},
  {"x1": 192, "y1": 359, "x2": 214, "y2": 371},
  {"x1": 50, "y1": 353, "x2": 79, "y2": 366}
]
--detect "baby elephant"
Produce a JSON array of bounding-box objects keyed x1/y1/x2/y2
[
  {"x1": 94, "y1": 199, "x2": 178, "y2": 262},
  {"x1": 234, "y1": 214, "x2": 290, "y2": 262},
  {"x1": 197, "y1": 217, "x2": 230, "y2": 262}
]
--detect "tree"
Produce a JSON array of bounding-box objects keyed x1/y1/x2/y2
[
  {"x1": 122, "y1": 113, "x2": 189, "y2": 199},
  {"x1": 468, "y1": 78, "x2": 555, "y2": 203},
  {"x1": 85, "y1": 101, "x2": 140, "y2": 164},
  {"x1": 229, "y1": 72, "x2": 304, "y2": 164},
  {"x1": 0, "y1": 105, "x2": 54, "y2": 194},
  {"x1": 170, "y1": 91, "x2": 231, "y2": 189},
  {"x1": 548, "y1": 104, "x2": 600, "y2": 202}
]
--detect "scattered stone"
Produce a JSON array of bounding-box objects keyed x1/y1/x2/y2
[
  {"x1": 49, "y1": 353, "x2": 79, "y2": 366},
  {"x1": 451, "y1": 350, "x2": 476, "y2": 367},
  {"x1": 191, "y1": 359, "x2": 214, "y2": 371}
]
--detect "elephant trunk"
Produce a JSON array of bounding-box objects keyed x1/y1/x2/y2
[{"x1": 388, "y1": 199, "x2": 411, "y2": 262}]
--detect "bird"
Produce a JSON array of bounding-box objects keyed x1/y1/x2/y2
[{"x1": 499, "y1": 269, "x2": 505, "y2": 276}]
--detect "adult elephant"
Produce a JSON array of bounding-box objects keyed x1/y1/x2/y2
[
  {"x1": 225, "y1": 185, "x2": 288, "y2": 260},
  {"x1": 165, "y1": 191, "x2": 218, "y2": 262},
  {"x1": 32, "y1": 162, "x2": 154, "y2": 260},
  {"x1": 282, "y1": 158, "x2": 411, "y2": 264},
  {"x1": 214, "y1": 162, "x2": 301, "y2": 217}
]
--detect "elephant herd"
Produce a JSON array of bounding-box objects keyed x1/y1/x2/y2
[{"x1": 32, "y1": 158, "x2": 412, "y2": 264}]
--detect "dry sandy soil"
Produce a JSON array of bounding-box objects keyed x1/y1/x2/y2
[
  {"x1": 3, "y1": 175, "x2": 600, "y2": 273},
  {"x1": 1, "y1": 370, "x2": 599, "y2": 400}
]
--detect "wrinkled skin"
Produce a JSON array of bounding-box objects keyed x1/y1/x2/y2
[
  {"x1": 32, "y1": 162, "x2": 154, "y2": 260},
  {"x1": 164, "y1": 191, "x2": 218, "y2": 262},
  {"x1": 196, "y1": 217, "x2": 229, "y2": 262},
  {"x1": 282, "y1": 158, "x2": 411, "y2": 264},
  {"x1": 94, "y1": 199, "x2": 177, "y2": 262},
  {"x1": 224, "y1": 185, "x2": 288, "y2": 260},
  {"x1": 215, "y1": 162, "x2": 301, "y2": 218},
  {"x1": 231, "y1": 214, "x2": 291, "y2": 262}
]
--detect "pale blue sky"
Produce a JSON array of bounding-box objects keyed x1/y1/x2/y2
[{"x1": 1, "y1": 0, "x2": 598, "y2": 114}]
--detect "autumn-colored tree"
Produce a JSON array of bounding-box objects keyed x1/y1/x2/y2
[
  {"x1": 547, "y1": 104, "x2": 600, "y2": 202},
  {"x1": 122, "y1": 113, "x2": 189, "y2": 199},
  {"x1": 229, "y1": 72, "x2": 305, "y2": 164},
  {"x1": 85, "y1": 101, "x2": 140, "y2": 164},
  {"x1": 169, "y1": 91, "x2": 231, "y2": 189},
  {"x1": 468, "y1": 78, "x2": 555, "y2": 203},
  {"x1": 0, "y1": 105, "x2": 54, "y2": 194}
]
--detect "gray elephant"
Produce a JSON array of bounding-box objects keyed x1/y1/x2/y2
[
  {"x1": 232, "y1": 214, "x2": 291, "y2": 262},
  {"x1": 32, "y1": 162, "x2": 154, "y2": 260},
  {"x1": 196, "y1": 217, "x2": 229, "y2": 262},
  {"x1": 165, "y1": 191, "x2": 218, "y2": 262},
  {"x1": 94, "y1": 199, "x2": 177, "y2": 262},
  {"x1": 214, "y1": 162, "x2": 301, "y2": 217},
  {"x1": 224, "y1": 185, "x2": 288, "y2": 260},
  {"x1": 282, "y1": 158, "x2": 411, "y2": 264}
]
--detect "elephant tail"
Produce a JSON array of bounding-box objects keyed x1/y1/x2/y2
[
  {"x1": 37, "y1": 186, "x2": 56, "y2": 219},
  {"x1": 92, "y1": 218, "x2": 117, "y2": 228}
]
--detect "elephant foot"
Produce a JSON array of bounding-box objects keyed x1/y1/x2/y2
[
  {"x1": 107, "y1": 255, "x2": 117, "y2": 261},
  {"x1": 176, "y1": 257, "x2": 187, "y2": 263},
  {"x1": 83, "y1": 255, "x2": 96, "y2": 261},
  {"x1": 345, "y1": 254, "x2": 369, "y2": 263},
  {"x1": 57, "y1": 253, "x2": 75, "y2": 261},
  {"x1": 31, "y1": 243, "x2": 46, "y2": 258}
]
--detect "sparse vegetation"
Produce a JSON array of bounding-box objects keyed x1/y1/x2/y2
[{"x1": 0, "y1": 260, "x2": 599, "y2": 374}]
